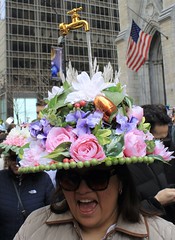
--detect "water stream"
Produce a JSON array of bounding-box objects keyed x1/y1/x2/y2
[{"x1": 86, "y1": 31, "x2": 93, "y2": 77}]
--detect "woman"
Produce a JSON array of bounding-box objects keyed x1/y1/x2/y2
[
  {"x1": 13, "y1": 66, "x2": 175, "y2": 239},
  {"x1": 14, "y1": 164, "x2": 175, "y2": 239}
]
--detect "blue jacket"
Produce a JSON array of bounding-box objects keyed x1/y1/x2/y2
[{"x1": 0, "y1": 169, "x2": 54, "y2": 240}]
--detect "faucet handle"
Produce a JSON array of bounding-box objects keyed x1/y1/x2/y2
[{"x1": 67, "y1": 7, "x2": 83, "y2": 16}]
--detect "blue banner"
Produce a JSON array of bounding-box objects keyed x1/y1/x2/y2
[{"x1": 51, "y1": 47, "x2": 63, "y2": 79}]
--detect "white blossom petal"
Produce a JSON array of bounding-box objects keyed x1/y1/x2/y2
[
  {"x1": 65, "y1": 71, "x2": 115, "y2": 104},
  {"x1": 48, "y1": 86, "x2": 64, "y2": 100}
]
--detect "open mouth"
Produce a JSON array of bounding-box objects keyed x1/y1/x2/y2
[{"x1": 77, "y1": 199, "x2": 98, "y2": 214}]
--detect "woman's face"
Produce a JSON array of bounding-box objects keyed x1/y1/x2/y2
[
  {"x1": 8, "y1": 160, "x2": 20, "y2": 175},
  {"x1": 62, "y1": 167, "x2": 120, "y2": 232}
]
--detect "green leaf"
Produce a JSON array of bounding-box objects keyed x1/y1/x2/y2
[
  {"x1": 95, "y1": 129, "x2": 112, "y2": 145},
  {"x1": 18, "y1": 143, "x2": 30, "y2": 158},
  {"x1": 103, "y1": 90, "x2": 125, "y2": 106},
  {"x1": 53, "y1": 88, "x2": 72, "y2": 110},
  {"x1": 44, "y1": 142, "x2": 71, "y2": 161},
  {"x1": 104, "y1": 135, "x2": 124, "y2": 157},
  {"x1": 63, "y1": 80, "x2": 70, "y2": 90},
  {"x1": 138, "y1": 117, "x2": 151, "y2": 132},
  {"x1": 106, "y1": 83, "x2": 123, "y2": 92},
  {"x1": 149, "y1": 154, "x2": 170, "y2": 165},
  {"x1": 123, "y1": 96, "x2": 133, "y2": 108},
  {"x1": 92, "y1": 121, "x2": 102, "y2": 135}
]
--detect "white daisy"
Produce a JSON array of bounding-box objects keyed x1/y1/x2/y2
[{"x1": 65, "y1": 71, "x2": 115, "y2": 104}]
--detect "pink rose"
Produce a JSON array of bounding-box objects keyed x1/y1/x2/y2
[
  {"x1": 124, "y1": 129, "x2": 147, "y2": 157},
  {"x1": 153, "y1": 141, "x2": 174, "y2": 161},
  {"x1": 45, "y1": 127, "x2": 76, "y2": 153},
  {"x1": 70, "y1": 134, "x2": 106, "y2": 162},
  {"x1": 128, "y1": 106, "x2": 143, "y2": 123}
]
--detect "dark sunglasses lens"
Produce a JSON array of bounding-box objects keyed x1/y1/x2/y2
[
  {"x1": 59, "y1": 170, "x2": 113, "y2": 191},
  {"x1": 59, "y1": 172, "x2": 80, "y2": 191},
  {"x1": 85, "y1": 170, "x2": 110, "y2": 191}
]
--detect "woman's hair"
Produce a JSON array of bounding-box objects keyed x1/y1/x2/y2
[
  {"x1": 114, "y1": 164, "x2": 141, "y2": 222},
  {"x1": 50, "y1": 164, "x2": 149, "y2": 223},
  {"x1": 3, "y1": 150, "x2": 17, "y2": 169},
  {"x1": 141, "y1": 104, "x2": 171, "y2": 132}
]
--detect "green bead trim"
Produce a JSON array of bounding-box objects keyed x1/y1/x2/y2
[{"x1": 18, "y1": 156, "x2": 155, "y2": 174}]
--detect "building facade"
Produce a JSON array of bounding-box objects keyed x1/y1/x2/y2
[
  {"x1": 0, "y1": 0, "x2": 119, "y2": 123},
  {"x1": 116, "y1": 0, "x2": 175, "y2": 108}
]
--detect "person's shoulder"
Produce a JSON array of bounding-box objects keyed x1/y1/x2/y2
[
  {"x1": 27, "y1": 171, "x2": 51, "y2": 180},
  {"x1": 27, "y1": 205, "x2": 51, "y2": 222},
  {"x1": 147, "y1": 216, "x2": 175, "y2": 239},
  {"x1": 0, "y1": 169, "x2": 9, "y2": 177}
]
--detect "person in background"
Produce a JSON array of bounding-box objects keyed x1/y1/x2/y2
[
  {"x1": 14, "y1": 65, "x2": 175, "y2": 239},
  {"x1": 0, "y1": 128, "x2": 55, "y2": 240},
  {"x1": 36, "y1": 99, "x2": 46, "y2": 119},
  {"x1": 0, "y1": 150, "x2": 55, "y2": 240},
  {"x1": 128, "y1": 104, "x2": 175, "y2": 224}
]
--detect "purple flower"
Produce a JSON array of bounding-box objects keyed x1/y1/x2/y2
[
  {"x1": 74, "y1": 111, "x2": 103, "y2": 136},
  {"x1": 87, "y1": 111, "x2": 103, "y2": 128},
  {"x1": 75, "y1": 119, "x2": 91, "y2": 136},
  {"x1": 66, "y1": 110, "x2": 89, "y2": 123},
  {"x1": 30, "y1": 120, "x2": 43, "y2": 138},
  {"x1": 29, "y1": 118, "x2": 52, "y2": 145},
  {"x1": 115, "y1": 114, "x2": 138, "y2": 135}
]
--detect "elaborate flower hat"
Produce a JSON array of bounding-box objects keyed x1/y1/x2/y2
[{"x1": 16, "y1": 61, "x2": 174, "y2": 173}]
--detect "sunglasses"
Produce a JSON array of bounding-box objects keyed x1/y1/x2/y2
[{"x1": 58, "y1": 169, "x2": 117, "y2": 191}]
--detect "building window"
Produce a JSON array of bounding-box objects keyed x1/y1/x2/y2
[
  {"x1": 12, "y1": 9, "x2": 17, "y2": 18},
  {"x1": 13, "y1": 98, "x2": 37, "y2": 124},
  {"x1": 13, "y1": 58, "x2": 18, "y2": 68},
  {"x1": 12, "y1": 41, "x2": 17, "y2": 51},
  {"x1": 19, "y1": 42, "x2": 24, "y2": 51},
  {"x1": 12, "y1": 25, "x2": 17, "y2": 34}
]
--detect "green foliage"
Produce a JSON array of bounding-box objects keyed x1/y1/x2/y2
[
  {"x1": 103, "y1": 134, "x2": 124, "y2": 157},
  {"x1": 18, "y1": 143, "x2": 30, "y2": 158},
  {"x1": 44, "y1": 142, "x2": 71, "y2": 161},
  {"x1": 103, "y1": 84, "x2": 125, "y2": 106},
  {"x1": 138, "y1": 117, "x2": 151, "y2": 132},
  {"x1": 0, "y1": 143, "x2": 20, "y2": 155},
  {"x1": 148, "y1": 154, "x2": 170, "y2": 165},
  {"x1": 146, "y1": 140, "x2": 155, "y2": 153},
  {"x1": 94, "y1": 128, "x2": 112, "y2": 145},
  {"x1": 123, "y1": 96, "x2": 133, "y2": 109}
]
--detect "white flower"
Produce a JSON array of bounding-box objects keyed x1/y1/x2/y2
[
  {"x1": 65, "y1": 71, "x2": 115, "y2": 104},
  {"x1": 7, "y1": 126, "x2": 30, "y2": 139},
  {"x1": 48, "y1": 86, "x2": 64, "y2": 100},
  {"x1": 103, "y1": 62, "x2": 113, "y2": 82}
]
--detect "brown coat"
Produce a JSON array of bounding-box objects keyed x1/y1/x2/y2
[{"x1": 14, "y1": 205, "x2": 175, "y2": 240}]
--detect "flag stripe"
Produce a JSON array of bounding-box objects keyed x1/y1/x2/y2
[
  {"x1": 126, "y1": 20, "x2": 152, "y2": 72},
  {"x1": 131, "y1": 32, "x2": 147, "y2": 70}
]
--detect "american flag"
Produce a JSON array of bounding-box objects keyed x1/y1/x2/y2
[{"x1": 126, "y1": 20, "x2": 152, "y2": 72}]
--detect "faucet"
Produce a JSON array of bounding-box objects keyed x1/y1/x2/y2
[{"x1": 59, "y1": 7, "x2": 89, "y2": 36}]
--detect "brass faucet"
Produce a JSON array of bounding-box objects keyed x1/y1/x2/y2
[{"x1": 59, "y1": 7, "x2": 89, "y2": 36}]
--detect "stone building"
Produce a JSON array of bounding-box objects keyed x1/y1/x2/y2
[{"x1": 116, "y1": 0, "x2": 175, "y2": 108}]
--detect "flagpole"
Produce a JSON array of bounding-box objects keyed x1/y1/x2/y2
[{"x1": 128, "y1": 7, "x2": 168, "y2": 40}]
